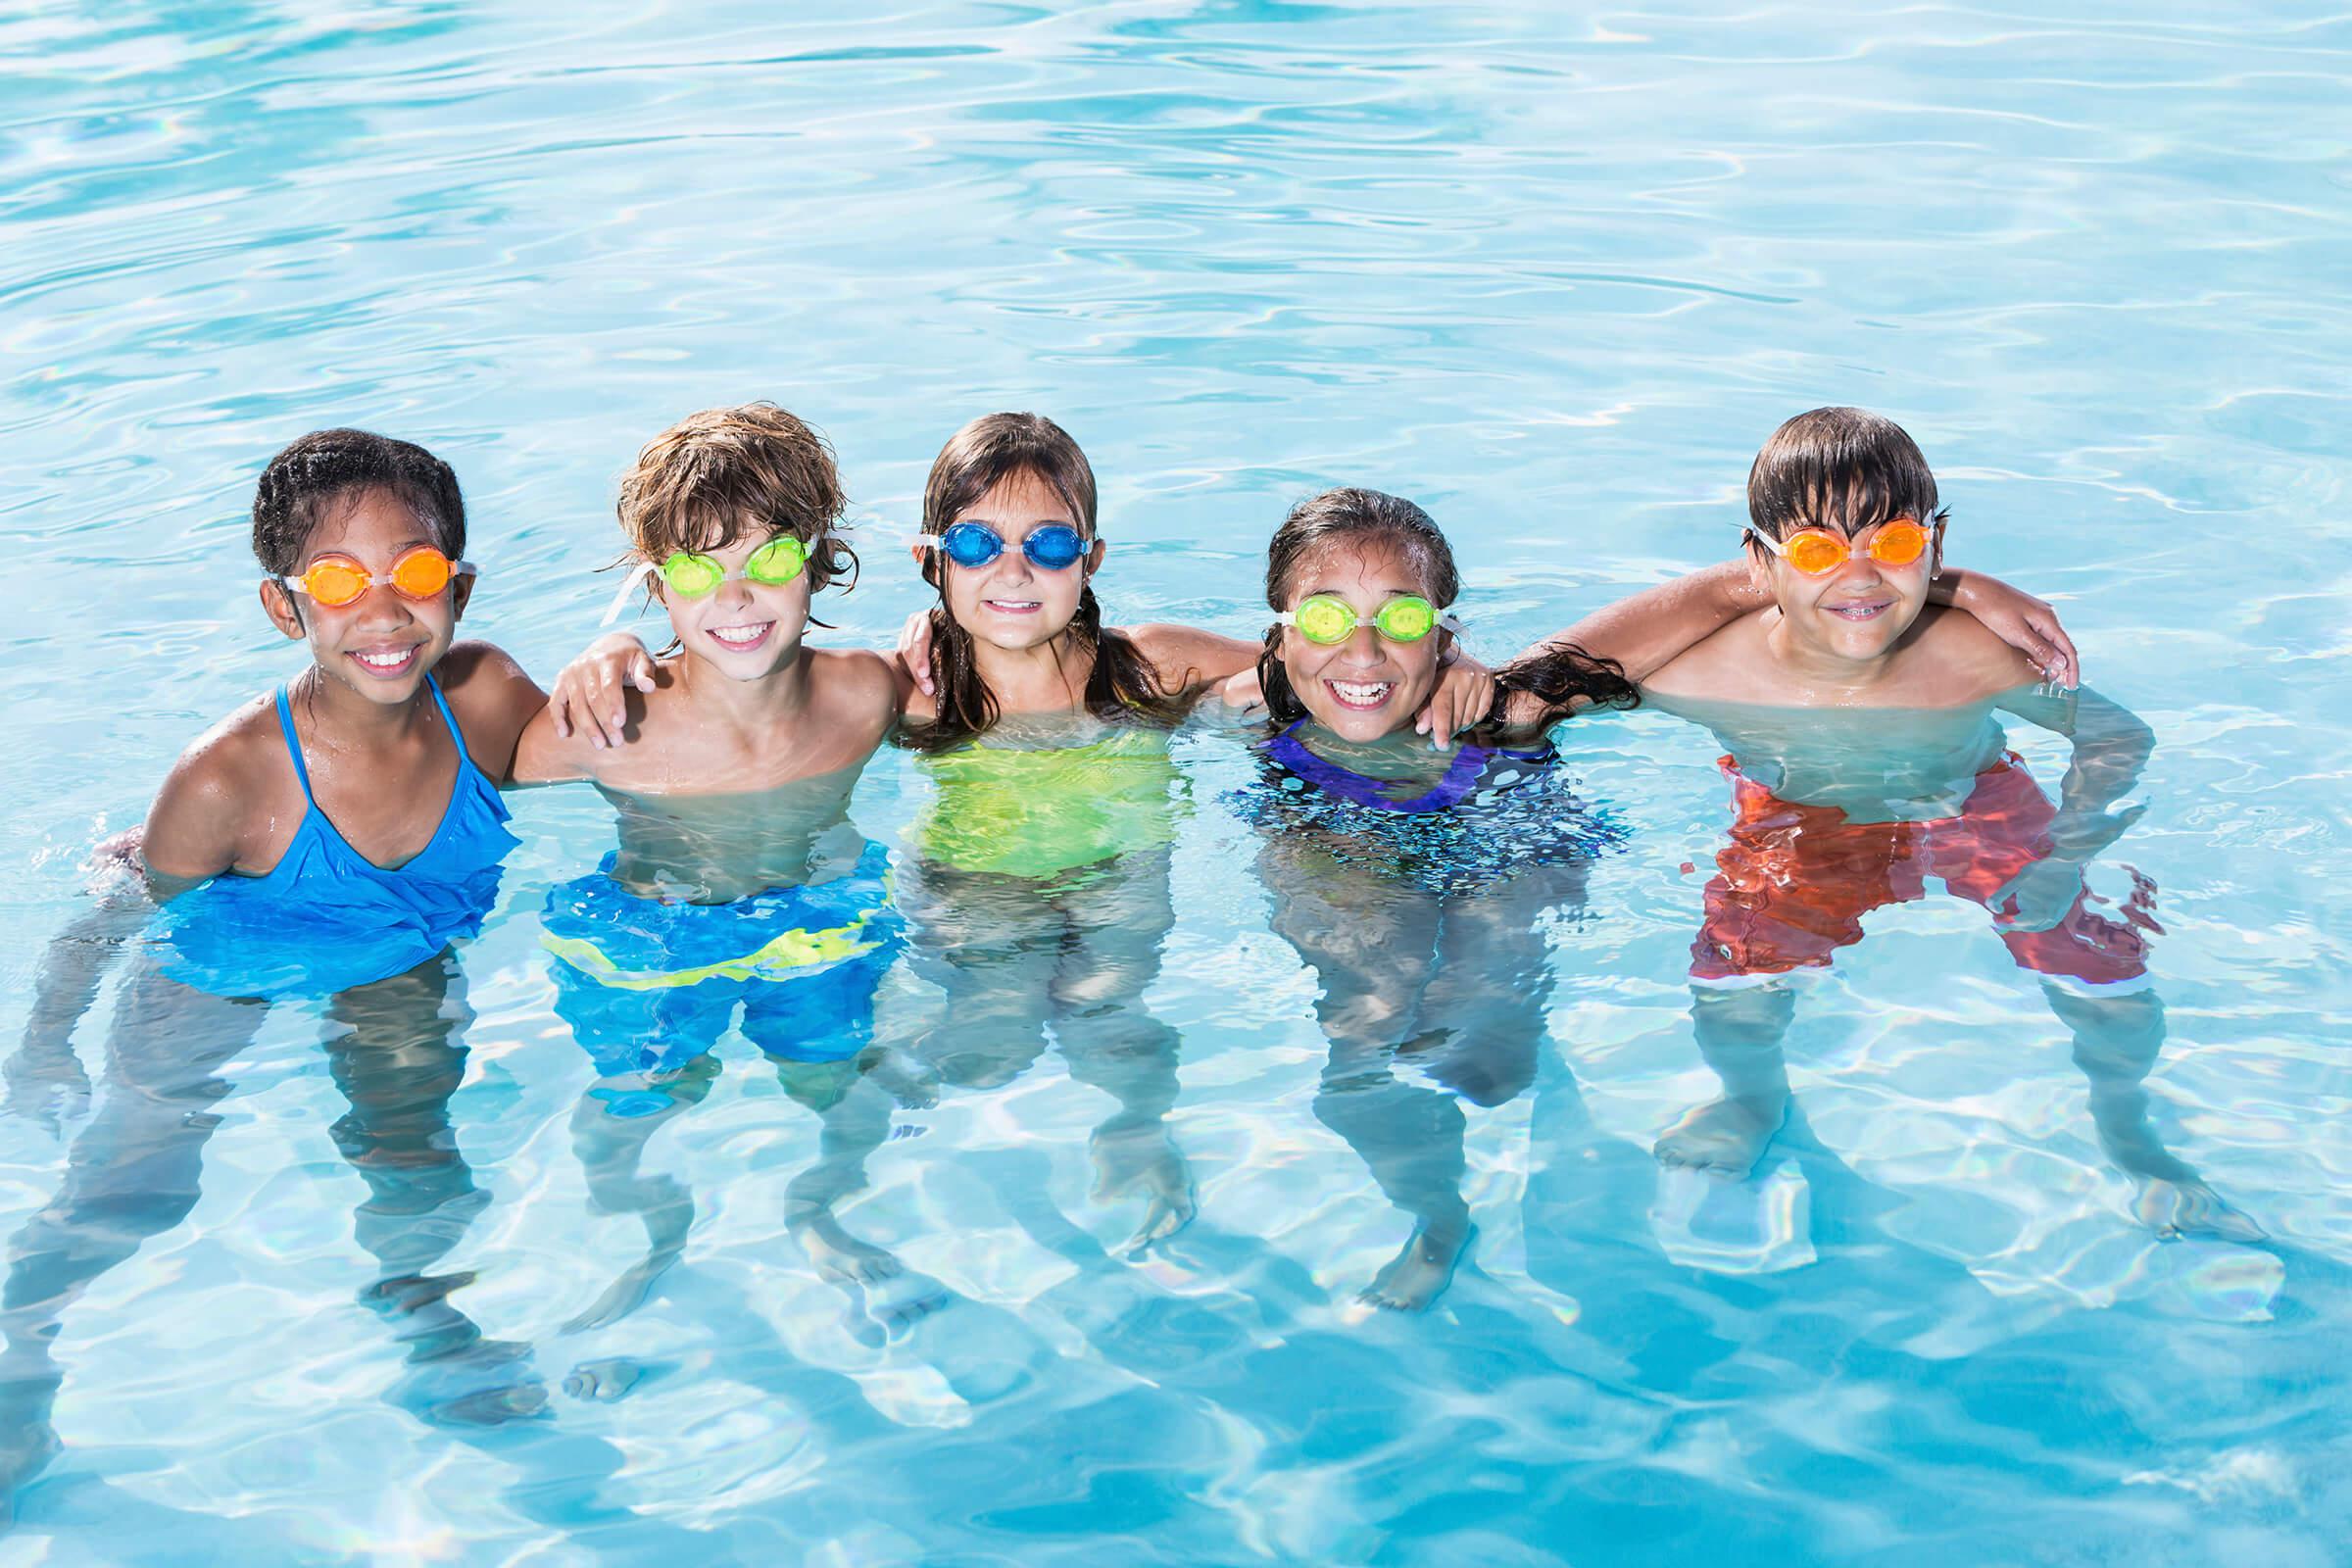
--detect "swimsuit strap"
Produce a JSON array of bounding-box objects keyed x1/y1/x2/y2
[
  {"x1": 273, "y1": 685, "x2": 318, "y2": 804},
  {"x1": 421, "y1": 672, "x2": 481, "y2": 782},
  {"x1": 1264, "y1": 720, "x2": 1494, "y2": 814}
]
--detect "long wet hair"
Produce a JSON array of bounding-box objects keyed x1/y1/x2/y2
[
  {"x1": 1254, "y1": 486, "x2": 1638, "y2": 733},
  {"x1": 898, "y1": 412, "x2": 1186, "y2": 753}
]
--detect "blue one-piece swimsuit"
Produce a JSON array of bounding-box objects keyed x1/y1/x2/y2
[{"x1": 150, "y1": 675, "x2": 519, "y2": 1001}]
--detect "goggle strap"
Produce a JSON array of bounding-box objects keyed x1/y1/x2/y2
[
  {"x1": 599, "y1": 560, "x2": 660, "y2": 627},
  {"x1": 1273, "y1": 606, "x2": 1463, "y2": 637}
]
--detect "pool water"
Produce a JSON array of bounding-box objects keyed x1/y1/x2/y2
[{"x1": 5, "y1": 3, "x2": 2350, "y2": 1561}]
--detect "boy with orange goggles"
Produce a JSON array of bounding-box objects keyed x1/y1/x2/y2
[{"x1": 1639, "y1": 406, "x2": 2257, "y2": 1244}]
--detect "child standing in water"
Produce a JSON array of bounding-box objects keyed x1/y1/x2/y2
[
  {"x1": 5, "y1": 430, "x2": 555, "y2": 1502},
  {"x1": 1641, "y1": 406, "x2": 2256, "y2": 1242},
  {"x1": 513, "y1": 403, "x2": 938, "y2": 1335}
]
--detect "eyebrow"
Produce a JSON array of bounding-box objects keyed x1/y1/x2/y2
[{"x1": 1303, "y1": 584, "x2": 1417, "y2": 598}]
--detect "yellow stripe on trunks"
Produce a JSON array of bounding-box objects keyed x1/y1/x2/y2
[{"x1": 543, "y1": 912, "x2": 883, "y2": 992}]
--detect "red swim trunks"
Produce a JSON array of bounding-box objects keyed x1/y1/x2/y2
[{"x1": 1689, "y1": 754, "x2": 2155, "y2": 991}]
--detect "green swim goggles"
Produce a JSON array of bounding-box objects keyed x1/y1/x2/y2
[
  {"x1": 602, "y1": 534, "x2": 830, "y2": 625},
  {"x1": 1276, "y1": 593, "x2": 1460, "y2": 646}
]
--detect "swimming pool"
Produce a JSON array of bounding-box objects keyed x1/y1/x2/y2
[{"x1": 4, "y1": 3, "x2": 2348, "y2": 1561}]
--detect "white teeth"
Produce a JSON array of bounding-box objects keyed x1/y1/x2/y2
[
  {"x1": 355, "y1": 650, "x2": 413, "y2": 667},
  {"x1": 1330, "y1": 680, "x2": 1393, "y2": 704},
  {"x1": 986, "y1": 600, "x2": 1040, "y2": 611},
  {"x1": 710, "y1": 623, "x2": 769, "y2": 644}
]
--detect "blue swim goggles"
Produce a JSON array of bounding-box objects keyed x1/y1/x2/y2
[{"x1": 920, "y1": 521, "x2": 1096, "y2": 572}]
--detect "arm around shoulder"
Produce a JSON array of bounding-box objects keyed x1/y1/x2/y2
[{"x1": 1125, "y1": 623, "x2": 1261, "y2": 697}]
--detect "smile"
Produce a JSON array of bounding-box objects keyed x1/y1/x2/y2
[
  {"x1": 1825, "y1": 600, "x2": 1891, "y2": 621},
  {"x1": 707, "y1": 621, "x2": 774, "y2": 651},
  {"x1": 349, "y1": 646, "x2": 420, "y2": 677},
  {"x1": 983, "y1": 599, "x2": 1043, "y2": 614},
  {"x1": 1325, "y1": 678, "x2": 1395, "y2": 710}
]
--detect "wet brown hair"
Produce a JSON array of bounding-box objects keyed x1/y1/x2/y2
[
  {"x1": 1254, "y1": 486, "x2": 1637, "y2": 732},
  {"x1": 612, "y1": 402, "x2": 858, "y2": 620},
  {"x1": 1746, "y1": 405, "x2": 1948, "y2": 545},
  {"x1": 898, "y1": 411, "x2": 1185, "y2": 752}
]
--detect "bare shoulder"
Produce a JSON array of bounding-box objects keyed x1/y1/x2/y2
[
  {"x1": 810, "y1": 647, "x2": 903, "y2": 733},
  {"x1": 436, "y1": 639, "x2": 547, "y2": 779},
  {"x1": 145, "y1": 695, "x2": 295, "y2": 878},
  {"x1": 1905, "y1": 605, "x2": 2040, "y2": 699},
  {"x1": 1640, "y1": 612, "x2": 1770, "y2": 701},
  {"x1": 1123, "y1": 622, "x2": 1258, "y2": 694}
]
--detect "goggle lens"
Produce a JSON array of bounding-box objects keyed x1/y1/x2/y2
[
  {"x1": 1869, "y1": 519, "x2": 1928, "y2": 566},
  {"x1": 301, "y1": 559, "x2": 372, "y2": 607},
  {"x1": 938, "y1": 522, "x2": 1090, "y2": 572},
  {"x1": 746, "y1": 535, "x2": 811, "y2": 583},
  {"x1": 659, "y1": 536, "x2": 813, "y2": 598},
  {"x1": 291, "y1": 547, "x2": 463, "y2": 607},
  {"x1": 1287, "y1": 594, "x2": 1445, "y2": 645}
]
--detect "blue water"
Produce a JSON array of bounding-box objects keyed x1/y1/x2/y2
[{"x1": 5, "y1": 4, "x2": 2349, "y2": 1561}]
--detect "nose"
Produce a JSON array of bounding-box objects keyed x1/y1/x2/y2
[
  {"x1": 352, "y1": 580, "x2": 417, "y2": 628},
  {"x1": 991, "y1": 551, "x2": 1036, "y2": 590},
  {"x1": 1337, "y1": 625, "x2": 1385, "y2": 666},
  {"x1": 713, "y1": 575, "x2": 757, "y2": 614}
]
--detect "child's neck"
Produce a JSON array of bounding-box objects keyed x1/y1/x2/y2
[
  {"x1": 973, "y1": 627, "x2": 1093, "y2": 714},
  {"x1": 1759, "y1": 612, "x2": 1909, "y2": 697},
  {"x1": 673, "y1": 643, "x2": 816, "y2": 733},
  {"x1": 292, "y1": 664, "x2": 441, "y2": 746}
]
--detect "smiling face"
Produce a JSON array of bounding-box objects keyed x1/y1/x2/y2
[
  {"x1": 653, "y1": 524, "x2": 813, "y2": 678},
  {"x1": 1278, "y1": 536, "x2": 1448, "y2": 743},
  {"x1": 921, "y1": 467, "x2": 1102, "y2": 654},
  {"x1": 261, "y1": 486, "x2": 467, "y2": 706},
  {"x1": 1751, "y1": 516, "x2": 1944, "y2": 665}
]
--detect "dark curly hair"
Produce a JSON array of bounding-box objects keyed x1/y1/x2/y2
[{"x1": 251, "y1": 428, "x2": 465, "y2": 577}]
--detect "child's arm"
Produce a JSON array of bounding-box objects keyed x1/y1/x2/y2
[
  {"x1": 1987, "y1": 683, "x2": 2155, "y2": 931},
  {"x1": 544, "y1": 633, "x2": 661, "y2": 752},
  {"x1": 6, "y1": 839, "x2": 146, "y2": 1133},
  {"x1": 1500, "y1": 561, "x2": 2080, "y2": 725}
]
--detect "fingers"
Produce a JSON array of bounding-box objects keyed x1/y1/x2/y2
[
  {"x1": 898, "y1": 612, "x2": 936, "y2": 696},
  {"x1": 2039, "y1": 615, "x2": 2081, "y2": 689},
  {"x1": 629, "y1": 649, "x2": 658, "y2": 694}
]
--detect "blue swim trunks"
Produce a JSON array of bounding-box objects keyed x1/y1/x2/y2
[{"x1": 542, "y1": 842, "x2": 902, "y2": 1084}]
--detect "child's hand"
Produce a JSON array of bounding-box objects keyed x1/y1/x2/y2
[
  {"x1": 898, "y1": 612, "x2": 936, "y2": 698},
  {"x1": 1415, "y1": 654, "x2": 1495, "y2": 750},
  {"x1": 1951, "y1": 573, "x2": 2080, "y2": 689},
  {"x1": 551, "y1": 634, "x2": 657, "y2": 750}
]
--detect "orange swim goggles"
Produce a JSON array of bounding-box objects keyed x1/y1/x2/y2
[
  {"x1": 1745, "y1": 516, "x2": 1931, "y2": 576},
  {"x1": 281, "y1": 545, "x2": 475, "y2": 607}
]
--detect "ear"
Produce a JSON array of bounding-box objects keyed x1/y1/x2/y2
[
  {"x1": 451, "y1": 572, "x2": 474, "y2": 621},
  {"x1": 1929, "y1": 517, "x2": 1947, "y2": 579},
  {"x1": 260, "y1": 578, "x2": 307, "y2": 641},
  {"x1": 1084, "y1": 538, "x2": 1106, "y2": 577},
  {"x1": 1743, "y1": 542, "x2": 1775, "y2": 600}
]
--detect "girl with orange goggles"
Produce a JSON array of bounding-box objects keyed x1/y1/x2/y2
[
  {"x1": 1744, "y1": 516, "x2": 1931, "y2": 576},
  {"x1": 280, "y1": 545, "x2": 476, "y2": 607}
]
